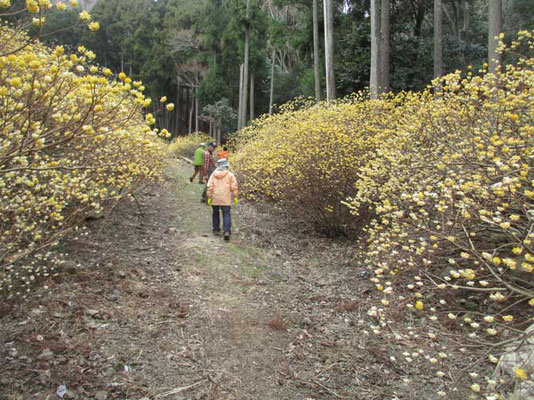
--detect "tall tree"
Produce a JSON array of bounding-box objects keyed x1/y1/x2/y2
[
  {"x1": 312, "y1": 0, "x2": 322, "y2": 101},
  {"x1": 379, "y1": 0, "x2": 390, "y2": 92},
  {"x1": 250, "y1": 72, "x2": 254, "y2": 120},
  {"x1": 488, "y1": 0, "x2": 502, "y2": 73},
  {"x1": 434, "y1": 0, "x2": 443, "y2": 79},
  {"x1": 323, "y1": 0, "x2": 336, "y2": 100},
  {"x1": 238, "y1": 0, "x2": 251, "y2": 130},
  {"x1": 269, "y1": 50, "x2": 275, "y2": 115},
  {"x1": 370, "y1": 0, "x2": 380, "y2": 99},
  {"x1": 238, "y1": 63, "x2": 244, "y2": 129}
]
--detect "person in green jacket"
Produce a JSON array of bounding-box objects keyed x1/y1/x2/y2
[{"x1": 190, "y1": 142, "x2": 207, "y2": 183}]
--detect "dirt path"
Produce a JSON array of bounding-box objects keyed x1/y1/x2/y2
[{"x1": 0, "y1": 160, "x2": 415, "y2": 400}]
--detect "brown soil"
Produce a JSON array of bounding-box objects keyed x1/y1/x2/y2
[{"x1": 0, "y1": 161, "x2": 427, "y2": 400}]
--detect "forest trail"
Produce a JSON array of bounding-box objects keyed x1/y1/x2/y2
[{"x1": 0, "y1": 160, "x2": 415, "y2": 400}]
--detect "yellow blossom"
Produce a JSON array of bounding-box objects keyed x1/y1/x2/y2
[
  {"x1": 514, "y1": 367, "x2": 528, "y2": 380},
  {"x1": 79, "y1": 10, "x2": 91, "y2": 21},
  {"x1": 26, "y1": 0, "x2": 39, "y2": 13},
  {"x1": 32, "y1": 17, "x2": 46, "y2": 27},
  {"x1": 88, "y1": 22, "x2": 100, "y2": 32}
]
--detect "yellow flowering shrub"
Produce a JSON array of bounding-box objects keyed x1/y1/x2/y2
[
  {"x1": 350, "y1": 33, "x2": 534, "y2": 397},
  {"x1": 0, "y1": 25, "x2": 169, "y2": 296},
  {"x1": 168, "y1": 131, "x2": 213, "y2": 159},
  {"x1": 232, "y1": 31, "x2": 534, "y2": 397},
  {"x1": 231, "y1": 95, "x2": 405, "y2": 235}
]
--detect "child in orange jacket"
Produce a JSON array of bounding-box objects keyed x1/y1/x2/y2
[
  {"x1": 218, "y1": 146, "x2": 229, "y2": 160},
  {"x1": 207, "y1": 158, "x2": 238, "y2": 241}
]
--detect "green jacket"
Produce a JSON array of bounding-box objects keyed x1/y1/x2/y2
[{"x1": 194, "y1": 146, "x2": 205, "y2": 166}]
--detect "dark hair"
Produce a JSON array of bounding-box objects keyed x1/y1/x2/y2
[{"x1": 223, "y1": 146, "x2": 228, "y2": 151}]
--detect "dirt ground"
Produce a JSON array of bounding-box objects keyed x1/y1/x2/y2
[{"x1": 0, "y1": 160, "x2": 434, "y2": 400}]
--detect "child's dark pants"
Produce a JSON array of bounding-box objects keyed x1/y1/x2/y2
[{"x1": 212, "y1": 206, "x2": 231, "y2": 233}]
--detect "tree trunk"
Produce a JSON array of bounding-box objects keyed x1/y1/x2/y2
[
  {"x1": 323, "y1": 0, "x2": 336, "y2": 100},
  {"x1": 379, "y1": 0, "x2": 390, "y2": 93},
  {"x1": 269, "y1": 50, "x2": 275, "y2": 115},
  {"x1": 461, "y1": 0, "x2": 469, "y2": 41},
  {"x1": 434, "y1": 0, "x2": 443, "y2": 79},
  {"x1": 240, "y1": 0, "x2": 251, "y2": 129},
  {"x1": 188, "y1": 88, "x2": 194, "y2": 134},
  {"x1": 312, "y1": 0, "x2": 322, "y2": 101},
  {"x1": 195, "y1": 87, "x2": 199, "y2": 133},
  {"x1": 370, "y1": 0, "x2": 380, "y2": 99},
  {"x1": 238, "y1": 63, "x2": 244, "y2": 130},
  {"x1": 249, "y1": 72, "x2": 254, "y2": 121},
  {"x1": 488, "y1": 0, "x2": 502, "y2": 73},
  {"x1": 179, "y1": 83, "x2": 182, "y2": 136}
]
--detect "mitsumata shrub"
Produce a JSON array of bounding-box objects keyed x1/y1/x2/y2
[
  {"x1": 232, "y1": 31, "x2": 534, "y2": 398},
  {"x1": 231, "y1": 96, "x2": 403, "y2": 236},
  {"x1": 0, "y1": 24, "x2": 169, "y2": 296},
  {"x1": 169, "y1": 131, "x2": 213, "y2": 159}
]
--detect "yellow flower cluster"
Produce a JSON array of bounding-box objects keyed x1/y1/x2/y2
[
  {"x1": 4, "y1": 0, "x2": 99, "y2": 31},
  {"x1": 168, "y1": 131, "x2": 213, "y2": 159},
  {"x1": 0, "y1": 25, "x2": 169, "y2": 296},
  {"x1": 231, "y1": 32, "x2": 534, "y2": 397}
]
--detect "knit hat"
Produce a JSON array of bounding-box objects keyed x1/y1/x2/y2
[{"x1": 217, "y1": 158, "x2": 229, "y2": 169}]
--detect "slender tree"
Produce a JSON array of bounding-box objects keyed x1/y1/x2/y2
[
  {"x1": 250, "y1": 72, "x2": 254, "y2": 121},
  {"x1": 269, "y1": 50, "x2": 275, "y2": 115},
  {"x1": 379, "y1": 0, "x2": 390, "y2": 93},
  {"x1": 238, "y1": 64, "x2": 244, "y2": 130},
  {"x1": 239, "y1": 0, "x2": 251, "y2": 129},
  {"x1": 312, "y1": 0, "x2": 322, "y2": 101},
  {"x1": 434, "y1": 0, "x2": 443, "y2": 79},
  {"x1": 323, "y1": 0, "x2": 336, "y2": 100},
  {"x1": 370, "y1": 0, "x2": 380, "y2": 99},
  {"x1": 488, "y1": 0, "x2": 502, "y2": 73}
]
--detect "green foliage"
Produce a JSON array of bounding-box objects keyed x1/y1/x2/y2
[{"x1": 202, "y1": 98, "x2": 237, "y2": 133}]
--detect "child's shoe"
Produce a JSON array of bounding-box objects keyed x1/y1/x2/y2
[{"x1": 224, "y1": 232, "x2": 231, "y2": 241}]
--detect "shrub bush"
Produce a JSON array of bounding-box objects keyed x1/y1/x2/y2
[
  {"x1": 168, "y1": 131, "x2": 213, "y2": 160},
  {"x1": 232, "y1": 31, "x2": 534, "y2": 397},
  {"x1": 0, "y1": 25, "x2": 169, "y2": 296},
  {"x1": 349, "y1": 32, "x2": 534, "y2": 398},
  {"x1": 231, "y1": 95, "x2": 405, "y2": 236}
]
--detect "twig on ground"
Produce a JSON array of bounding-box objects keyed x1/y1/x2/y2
[
  {"x1": 312, "y1": 380, "x2": 344, "y2": 399},
  {"x1": 155, "y1": 379, "x2": 208, "y2": 398}
]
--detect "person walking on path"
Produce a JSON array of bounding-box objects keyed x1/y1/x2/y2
[
  {"x1": 207, "y1": 158, "x2": 238, "y2": 241},
  {"x1": 190, "y1": 142, "x2": 206, "y2": 183},
  {"x1": 201, "y1": 142, "x2": 217, "y2": 203},
  {"x1": 218, "y1": 146, "x2": 229, "y2": 161}
]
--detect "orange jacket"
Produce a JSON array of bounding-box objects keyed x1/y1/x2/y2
[
  {"x1": 218, "y1": 150, "x2": 229, "y2": 160},
  {"x1": 207, "y1": 169, "x2": 238, "y2": 206}
]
